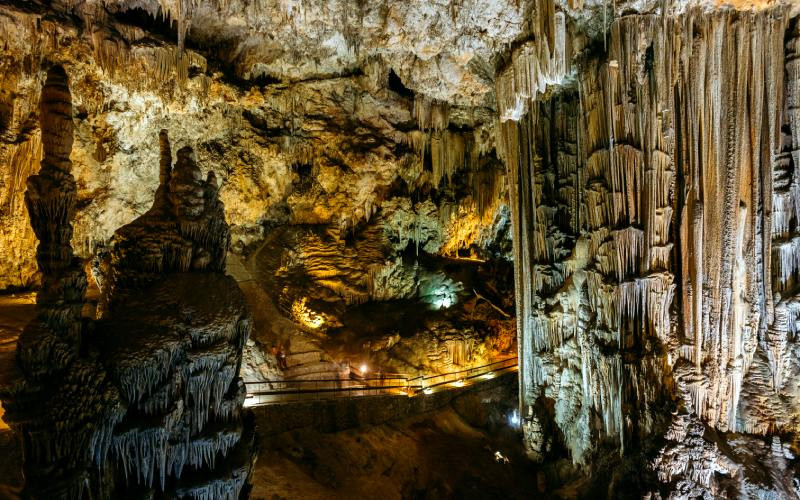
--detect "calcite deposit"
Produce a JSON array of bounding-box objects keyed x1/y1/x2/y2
[
  {"x1": 501, "y1": 2, "x2": 800, "y2": 497},
  {"x1": 0, "y1": 65, "x2": 124, "y2": 498},
  {"x1": 1, "y1": 66, "x2": 255, "y2": 498},
  {"x1": 3, "y1": 0, "x2": 800, "y2": 497},
  {"x1": 0, "y1": 0, "x2": 508, "y2": 291},
  {"x1": 94, "y1": 128, "x2": 256, "y2": 498}
]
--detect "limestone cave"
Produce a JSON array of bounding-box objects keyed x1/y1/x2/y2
[{"x1": 1, "y1": 0, "x2": 800, "y2": 498}]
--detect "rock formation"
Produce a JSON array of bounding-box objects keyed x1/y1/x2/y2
[
  {"x1": 1, "y1": 65, "x2": 255, "y2": 498},
  {"x1": 499, "y1": 4, "x2": 800, "y2": 496},
  {"x1": 4, "y1": 0, "x2": 800, "y2": 497},
  {"x1": 0, "y1": 65, "x2": 124, "y2": 499},
  {"x1": 94, "y1": 127, "x2": 256, "y2": 498},
  {"x1": 0, "y1": 0, "x2": 507, "y2": 291}
]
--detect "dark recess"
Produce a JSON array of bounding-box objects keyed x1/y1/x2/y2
[
  {"x1": 388, "y1": 69, "x2": 414, "y2": 99},
  {"x1": 112, "y1": 7, "x2": 177, "y2": 42}
]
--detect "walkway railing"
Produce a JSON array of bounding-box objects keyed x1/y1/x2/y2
[{"x1": 243, "y1": 356, "x2": 518, "y2": 407}]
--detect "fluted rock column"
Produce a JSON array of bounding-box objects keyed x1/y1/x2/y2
[
  {"x1": 0, "y1": 65, "x2": 123, "y2": 499},
  {"x1": 24, "y1": 65, "x2": 85, "y2": 308}
]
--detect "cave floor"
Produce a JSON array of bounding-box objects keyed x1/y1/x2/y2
[
  {"x1": 250, "y1": 406, "x2": 540, "y2": 500},
  {"x1": 0, "y1": 396, "x2": 549, "y2": 499}
]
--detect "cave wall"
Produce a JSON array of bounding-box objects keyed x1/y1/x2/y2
[
  {"x1": 0, "y1": 2, "x2": 509, "y2": 291},
  {"x1": 501, "y1": 4, "x2": 800, "y2": 494}
]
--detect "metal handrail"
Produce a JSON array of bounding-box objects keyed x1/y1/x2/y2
[
  {"x1": 413, "y1": 357, "x2": 518, "y2": 383},
  {"x1": 249, "y1": 376, "x2": 411, "y2": 384},
  {"x1": 244, "y1": 356, "x2": 517, "y2": 389},
  {"x1": 243, "y1": 356, "x2": 518, "y2": 407},
  {"x1": 248, "y1": 384, "x2": 418, "y2": 396}
]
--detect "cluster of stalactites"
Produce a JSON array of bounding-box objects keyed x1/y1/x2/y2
[
  {"x1": 90, "y1": 26, "x2": 208, "y2": 88},
  {"x1": 414, "y1": 95, "x2": 450, "y2": 132},
  {"x1": 114, "y1": 0, "x2": 200, "y2": 51},
  {"x1": 666, "y1": 9, "x2": 788, "y2": 434},
  {"x1": 506, "y1": 12, "x2": 678, "y2": 462},
  {"x1": 507, "y1": 7, "x2": 800, "y2": 473},
  {"x1": 495, "y1": 7, "x2": 567, "y2": 124},
  {"x1": 403, "y1": 128, "x2": 504, "y2": 220}
]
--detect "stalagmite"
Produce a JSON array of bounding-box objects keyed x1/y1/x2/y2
[
  {"x1": 1, "y1": 66, "x2": 256, "y2": 497},
  {"x1": 95, "y1": 129, "x2": 256, "y2": 496},
  {"x1": 0, "y1": 65, "x2": 124, "y2": 498}
]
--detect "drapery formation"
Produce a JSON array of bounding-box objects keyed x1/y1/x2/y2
[{"x1": 500, "y1": 8, "x2": 799, "y2": 466}]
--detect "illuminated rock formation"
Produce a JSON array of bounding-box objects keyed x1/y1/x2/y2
[
  {"x1": 1, "y1": 67, "x2": 255, "y2": 498},
  {"x1": 499, "y1": 4, "x2": 800, "y2": 496},
  {"x1": 96, "y1": 130, "x2": 256, "y2": 497},
  {"x1": 0, "y1": 1, "x2": 507, "y2": 291}
]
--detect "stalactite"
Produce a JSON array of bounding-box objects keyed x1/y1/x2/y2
[
  {"x1": 414, "y1": 95, "x2": 450, "y2": 131},
  {"x1": 430, "y1": 130, "x2": 466, "y2": 188},
  {"x1": 4, "y1": 132, "x2": 42, "y2": 214},
  {"x1": 504, "y1": 6, "x2": 800, "y2": 480},
  {"x1": 91, "y1": 28, "x2": 131, "y2": 79},
  {"x1": 495, "y1": 10, "x2": 567, "y2": 122},
  {"x1": 152, "y1": 46, "x2": 206, "y2": 87}
]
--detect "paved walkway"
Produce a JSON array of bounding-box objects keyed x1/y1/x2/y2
[{"x1": 230, "y1": 248, "x2": 348, "y2": 383}]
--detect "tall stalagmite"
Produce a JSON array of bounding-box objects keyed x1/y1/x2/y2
[
  {"x1": 96, "y1": 131, "x2": 257, "y2": 498},
  {"x1": 0, "y1": 65, "x2": 124, "y2": 498},
  {"x1": 0, "y1": 66, "x2": 256, "y2": 498}
]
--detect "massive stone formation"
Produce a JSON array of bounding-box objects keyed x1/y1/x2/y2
[
  {"x1": 499, "y1": 4, "x2": 800, "y2": 496},
  {"x1": 1, "y1": 66, "x2": 255, "y2": 498},
  {"x1": 0, "y1": 65, "x2": 124, "y2": 498},
  {"x1": 96, "y1": 130, "x2": 256, "y2": 497}
]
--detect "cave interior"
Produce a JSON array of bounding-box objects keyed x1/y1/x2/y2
[{"x1": 1, "y1": 0, "x2": 800, "y2": 498}]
